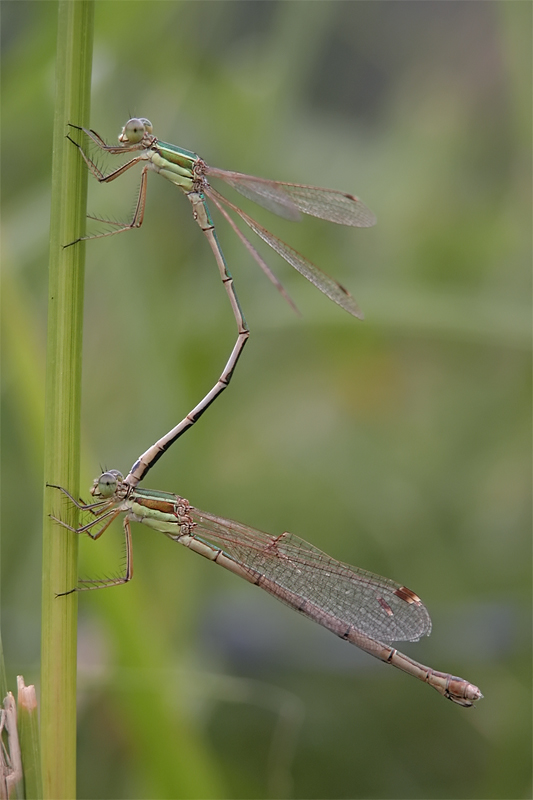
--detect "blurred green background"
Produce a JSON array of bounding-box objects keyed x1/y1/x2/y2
[{"x1": 2, "y1": 2, "x2": 531, "y2": 798}]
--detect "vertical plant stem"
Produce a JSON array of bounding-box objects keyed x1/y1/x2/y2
[{"x1": 41, "y1": 3, "x2": 94, "y2": 798}]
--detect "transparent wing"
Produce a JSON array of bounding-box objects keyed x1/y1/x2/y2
[
  {"x1": 205, "y1": 166, "x2": 376, "y2": 227},
  {"x1": 190, "y1": 507, "x2": 432, "y2": 644},
  {"x1": 206, "y1": 186, "x2": 364, "y2": 319}
]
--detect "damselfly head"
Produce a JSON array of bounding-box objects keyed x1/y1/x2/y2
[
  {"x1": 91, "y1": 470, "x2": 123, "y2": 498},
  {"x1": 118, "y1": 118, "x2": 153, "y2": 145}
]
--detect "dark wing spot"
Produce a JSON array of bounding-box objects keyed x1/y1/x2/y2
[{"x1": 393, "y1": 585, "x2": 422, "y2": 605}]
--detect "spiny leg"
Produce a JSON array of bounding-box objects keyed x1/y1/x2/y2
[
  {"x1": 66, "y1": 133, "x2": 146, "y2": 183},
  {"x1": 75, "y1": 517, "x2": 134, "y2": 592},
  {"x1": 67, "y1": 122, "x2": 145, "y2": 156},
  {"x1": 51, "y1": 508, "x2": 121, "y2": 540},
  {"x1": 65, "y1": 130, "x2": 150, "y2": 245},
  {"x1": 47, "y1": 482, "x2": 110, "y2": 513},
  {"x1": 56, "y1": 514, "x2": 133, "y2": 595}
]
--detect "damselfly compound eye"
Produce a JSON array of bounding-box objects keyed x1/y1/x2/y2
[
  {"x1": 97, "y1": 471, "x2": 122, "y2": 497},
  {"x1": 119, "y1": 118, "x2": 148, "y2": 144},
  {"x1": 138, "y1": 117, "x2": 153, "y2": 135}
]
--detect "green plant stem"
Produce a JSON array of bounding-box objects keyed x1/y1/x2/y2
[{"x1": 41, "y1": 3, "x2": 94, "y2": 798}]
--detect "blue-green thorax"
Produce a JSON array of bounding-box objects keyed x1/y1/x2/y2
[{"x1": 148, "y1": 139, "x2": 203, "y2": 193}]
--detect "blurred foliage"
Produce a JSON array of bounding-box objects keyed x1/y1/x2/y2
[{"x1": 1, "y1": 1, "x2": 531, "y2": 798}]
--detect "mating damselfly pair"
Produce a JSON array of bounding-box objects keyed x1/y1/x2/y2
[{"x1": 53, "y1": 118, "x2": 482, "y2": 706}]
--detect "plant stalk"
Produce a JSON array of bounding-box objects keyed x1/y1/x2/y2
[{"x1": 41, "y1": 2, "x2": 94, "y2": 797}]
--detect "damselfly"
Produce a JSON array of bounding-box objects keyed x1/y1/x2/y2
[{"x1": 50, "y1": 470, "x2": 483, "y2": 707}]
